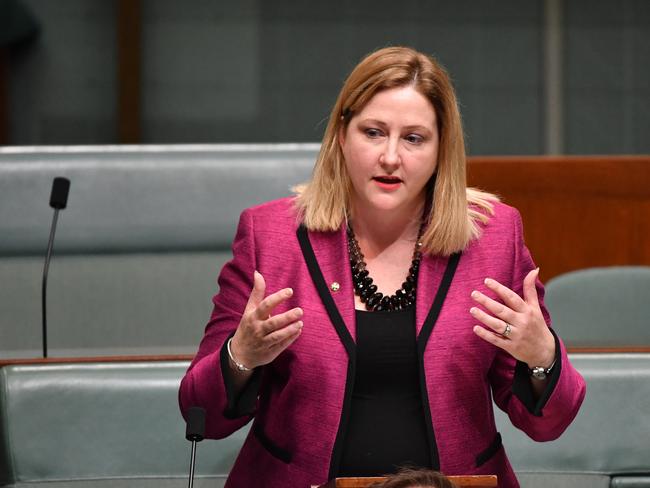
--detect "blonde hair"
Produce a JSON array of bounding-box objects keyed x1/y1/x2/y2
[{"x1": 294, "y1": 46, "x2": 497, "y2": 256}]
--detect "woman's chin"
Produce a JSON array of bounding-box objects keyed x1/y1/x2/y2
[{"x1": 358, "y1": 196, "x2": 418, "y2": 216}]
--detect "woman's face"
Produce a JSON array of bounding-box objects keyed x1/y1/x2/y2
[{"x1": 340, "y1": 85, "x2": 439, "y2": 218}]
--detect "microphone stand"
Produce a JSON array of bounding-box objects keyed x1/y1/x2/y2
[
  {"x1": 42, "y1": 176, "x2": 70, "y2": 359},
  {"x1": 185, "y1": 406, "x2": 205, "y2": 488},
  {"x1": 41, "y1": 209, "x2": 61, "y2": 358},
  {"x1": 188, "y1": 437, "x2": 198, "y2": 488}
]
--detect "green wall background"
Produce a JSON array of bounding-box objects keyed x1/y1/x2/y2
[{"x1": 6, "y1": 0, "x2": 650, "y2": 154}]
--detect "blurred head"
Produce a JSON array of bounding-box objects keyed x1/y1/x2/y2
[
  {"x1": 295, "y1": 46, "x2": 495, "y2": 254},
  {"x1": 368, "y1": 468, "x2": 459, "y2": 488}
]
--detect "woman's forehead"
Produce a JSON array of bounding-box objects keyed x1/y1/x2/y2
[{"x1": 352, "y1": 86, "x2": 437, "y2": 127}]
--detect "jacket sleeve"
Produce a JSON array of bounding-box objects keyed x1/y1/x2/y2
[
  {"x1": 488, "y1": 208, "x2": 586, "y2": 442},
  {"x1": 178, "y1": 208, "x2": 263, "y2": 439}
]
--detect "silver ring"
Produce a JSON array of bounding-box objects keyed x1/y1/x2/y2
[{"x1": 503, "y1": 323, "x2": 512, "y2": 337}]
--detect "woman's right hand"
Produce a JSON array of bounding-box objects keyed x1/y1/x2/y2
[{"x1": 229, "y1": 271, "x2": 303, "y2": 370}]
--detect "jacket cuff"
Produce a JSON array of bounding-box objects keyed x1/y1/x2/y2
[
  {"x1": 220, "y1": 334, "x2": 262, "y2": 419},
  {"x1": 512, "y1": 328, "x2": 562, "y2": 416}
]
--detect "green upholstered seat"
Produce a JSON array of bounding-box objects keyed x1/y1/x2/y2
[
  {"x1": 0, "y1": 360, "x2": 248, "y2": 487},
  {"x1": 2, "y1": 354, "x2": 649, "y2": 487},
  {"x1": 0, "y1": 144, "x2": 318, "y2": 358},
  {"x1": 610, "y1": 477, "x2": 650, "y2": 487},
  {"x1": 545, "y1": 266, "x2": 650, "y2": 347},
  {"x1": 495, "y1": 354, "x2": 650, "y2": 488}
]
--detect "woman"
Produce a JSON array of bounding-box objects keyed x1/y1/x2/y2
[{"x1": 179, "y1": 46, "x2": 585, "y2": 488}]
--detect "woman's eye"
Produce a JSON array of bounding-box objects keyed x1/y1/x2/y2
[
  {"x1": 405, "y1": 134, "x2": 424, "y2": 144},
  {"x1": 365, "y1": 128, "x2": 383, "y2": 138}
]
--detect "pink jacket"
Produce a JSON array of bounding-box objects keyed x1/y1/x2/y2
[{"x1": 179, "y1": 197, "x2": 586, "y2": 488}]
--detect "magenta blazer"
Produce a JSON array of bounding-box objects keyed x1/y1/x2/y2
[{"x1": 179, "y1": 197, "x2": 586, "y2": 488}]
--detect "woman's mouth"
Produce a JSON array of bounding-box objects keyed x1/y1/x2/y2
[{"x1": 372, "y1": 176, "x2": 402, "y2": 191}]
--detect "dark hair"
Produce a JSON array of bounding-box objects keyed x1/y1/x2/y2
[{"x1": 368, "y1": 468, "x2": 459, "y2": 488}]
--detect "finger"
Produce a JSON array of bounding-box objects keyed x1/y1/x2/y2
[
  {"x1": 255, "y1": 287, "x2": 294, "y2": 321},
  {"x1": 470, "y1": 306, "x2": 512, "y2": 336},
  {"x1": 260, "y1": 307, "x2": 304, "y2": 335},
  {"x1": 523, "y1": 268, "x2": 540, "y2": 308},
  {"x1": 473, "y1": 325, "x2": 512, "y2": 351},
  {"x1": 272, "y1": 326, "x2": 303, "y2": 352},
  {"x1": 244, "y1": 271, "x2": 266, "y2": 314},
  {"x1": 471, "y1": 290, "x2": 517, "y2": 324},
  {"x1": 484, "y1": 277, "x2": 527, "y2": 312},
  {"x1": 265, "y1": 321, "x2": 303, "y2": 348}
]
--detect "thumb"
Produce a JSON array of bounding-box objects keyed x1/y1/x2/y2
[
  {"x1": 244, "y1": 271, "x2": 266, "y2": 313},
  {"x1": 523, "y1": 267, "x2": 540, "y2": 308}
]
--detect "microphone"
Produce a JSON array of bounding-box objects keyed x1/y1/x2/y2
[
  {"x1": 49, "y1": 177, "x2": 70, "y2": 209},
  {"x1": 42, "y1": 177, "x2": 70, "y2": 358},
  {"x1": 185, "y1": 407, "x2": 206, "y2": 488}
]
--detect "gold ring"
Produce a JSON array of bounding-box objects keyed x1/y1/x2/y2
[{"x1": 503, "y1": 323, "x2": 512, "y2": 337}]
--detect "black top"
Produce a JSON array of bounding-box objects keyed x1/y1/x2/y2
[{"x1": 337, "y1": 306, "x2": 431, "y2": 476}]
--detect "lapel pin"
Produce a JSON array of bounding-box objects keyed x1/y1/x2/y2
[{"x1": 330, "y1": 282, "x2": 340, "y2": 292}]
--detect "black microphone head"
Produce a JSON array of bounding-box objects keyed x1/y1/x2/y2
[
  {"x1": 49, "y1": 177, "x2": 70, "y2": 209},
  {"x1": 185, "y1": 406, "x2": 206, "y2": 442}
]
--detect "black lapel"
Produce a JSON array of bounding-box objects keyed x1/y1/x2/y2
[
  {"x1": 296, "y1": 225, "x2": 356, "y2": 479},
  {"x1": 417, "y1": 251, "x2": 462, "y2": 470}
]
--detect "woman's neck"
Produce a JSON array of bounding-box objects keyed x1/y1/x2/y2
[{"x1": 349, "y1": 202, "x2": 424, "y2": 259}]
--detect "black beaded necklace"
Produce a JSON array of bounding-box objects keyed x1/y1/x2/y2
[{"x1": 347, "y1": 223, "x2": 424, "y2": 312}]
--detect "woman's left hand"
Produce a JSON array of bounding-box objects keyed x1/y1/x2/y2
[{"x1": 470, "y1": 268, "x2": 555, "y2": 368}]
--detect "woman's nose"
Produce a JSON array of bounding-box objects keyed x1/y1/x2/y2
[{"x1": 379, "y1": 138, "x2": 401, "y2": 168}]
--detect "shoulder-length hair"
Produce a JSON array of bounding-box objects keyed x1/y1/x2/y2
[{"x1": 294, "y1": 46, "x2": 497, "y2": 256}]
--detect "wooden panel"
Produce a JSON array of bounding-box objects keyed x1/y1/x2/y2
[
  {"x1": 116, "y1": 0, "x2": 141, "y2": 143},
  {"x1": 467, "y1": 156, "x2": 650, "y2": 282},
  {"x1": 314, "y1": 475, "x2": 497, "y2": 488}
]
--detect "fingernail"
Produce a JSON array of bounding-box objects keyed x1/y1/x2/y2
[
  {"x1": 286, "y1": 288, "x2": 293, "y2": 296},
  {"x1": 484, "y1": 278, "x2": 494, "y2": 286},
  {"x1": 470, "y1": 307, "x2": 478, "y2": 315},
  {"x1": 296, "y1": 321, "x2": 303, "y2": 329},
  {"x1": 471, "y1": 290, "x2": 479, "y2": 299}
]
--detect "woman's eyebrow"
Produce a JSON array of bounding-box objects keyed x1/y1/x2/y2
[
  {"x1": 358, "y1": 118, "x2": 388, "y2": 127},
  {"x1": 402, "y1": 124, "x2": 432, "y2": 133},
  {"x1": 359, "y1": 118, "x2": 432, "y2": 133}
]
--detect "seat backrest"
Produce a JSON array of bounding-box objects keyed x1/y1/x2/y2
[
  {"x1": 0, "y1": 144, "x2": 318, "y2": 358},
  {"x1": 0, "y1": 361, "x2": 249, "y2": 487},
  {"x1": 544, "y1": 266, "x2": 650, "y2": 347},
  {"x1": 495, "y1": 353, "x2": 650, "y2": 485},
  {"x1": 3, "y1": 354, "x2": 649, "y2": 487},
  {"x1": 0, "y1": 144, "x2": 319, "y2": 256}
]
